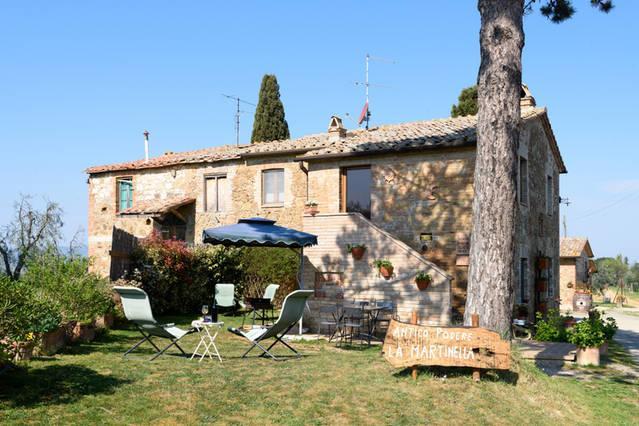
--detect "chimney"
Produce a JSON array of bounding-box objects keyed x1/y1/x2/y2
[
  {"x1": 328, "y1": 116, "x2": 346, "y2": 142},
  {"x1": 520, "y1": 84, "x2": 536, "y2": 108},
  {"x1": 143, "y1": 130, "x2": 150, "y2": 162}
]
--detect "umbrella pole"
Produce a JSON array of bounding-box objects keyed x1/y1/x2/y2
[
  {"x1": 212, "y1": 283, "x2": 218, "y2": 323},
  {"x1": 299, "y1": 247, "x2": 304, "y2": 334}
]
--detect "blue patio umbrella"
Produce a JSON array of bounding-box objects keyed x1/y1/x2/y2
[{"x1": 202, "y1": 217, "x2": 318, "y2": 324}]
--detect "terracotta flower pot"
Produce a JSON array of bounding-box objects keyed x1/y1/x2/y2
[
  {"x1": 94, "y1": 313, "x2": 114, "y2": 330},
  {"x1": 70, "y1": 322, "x2": 96, "y2": 343},
  {"x1": 415, "y1": 278, "x2": 431, "y2": 291},
  {"x1": 576, "y1": 346, "x2": 601, "y2": 366},
  {"x1": 537, "y1": 258, "x2": 550, "y2": 270},
  {"x1": 350, "y1": 246, "x2": 366, "y2": 260},
  {"x1": 379, "y1": 266, "x2": 394, "y2": 280},
  {"x1": 14, "y1": 342, "x2": 34, "y2": 362},
  {"x1": 305, "y1": 206, "x2": 319, "y2": 216},
  {"x1": 564, "y1": 318, "x2": 577, "y2": 329},
  {"x1": 39, "y1": 327, "x2": 67, "y2": 355}
]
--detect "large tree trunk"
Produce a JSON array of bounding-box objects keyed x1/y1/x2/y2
[{"x1": 464, "y1": 0, "x2": 524, "y2": 336}]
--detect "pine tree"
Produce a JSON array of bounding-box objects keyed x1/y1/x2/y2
[
  {"x1": 465, "y1": 0, "x2": 613, "y2": 335},
  {"x1": 451, "y1": 86, "x2": 478, "y2": 118},
  {"x1": 251, "y1": 74, "x2": 290, "y2": 143}
]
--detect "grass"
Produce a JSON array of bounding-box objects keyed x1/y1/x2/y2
[{"x1": 1, "y1": 314, "x2": 638, "y2": 425}]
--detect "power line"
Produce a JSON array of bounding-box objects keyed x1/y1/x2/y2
[{"x1": 573, "y1": 190, "x2": 639, "y2": 221}]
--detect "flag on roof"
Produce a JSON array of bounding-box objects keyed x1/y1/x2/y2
[{"x1": 358, "y1": 101, "x2": 369, "y2": 125}]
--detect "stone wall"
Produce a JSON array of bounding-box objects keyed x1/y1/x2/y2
[
  {"x1": 514, "y1": 119, "x2": 561, "y2": 317},
  {"x1": 307, "y1": 148, "x2": 474, "y2": 319},
  {"x1": 302, "y1": 213, "x2": 451, "y2": 326}
]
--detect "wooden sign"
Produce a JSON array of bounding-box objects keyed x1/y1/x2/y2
[{"x1": 382, "y1": 319, "x2": 510, "y2": 370}]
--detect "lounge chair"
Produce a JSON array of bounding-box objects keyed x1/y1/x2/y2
[
  {"x1": 229, "y1": 289, "x2": 313, "y2": 360},
  {"x1": 215, "y1": 283, "x2": 237, "y2": 313},
  {"x1": 114, "y1": 286, "x2": 195, "y2": 361}
]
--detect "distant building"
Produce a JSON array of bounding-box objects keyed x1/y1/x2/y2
[
  {"x1": 559, "y1": 237, "x2": 595, "y2": 312},
  {"x1": 86, "y1": 88, "x2": 565, "y2": 324}
]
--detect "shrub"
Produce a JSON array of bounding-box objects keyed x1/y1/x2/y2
[
  {"x1": 373, "y1": 259, "x2": 393, "y2": 269},
  {"x1": 129, "y1": 233, "x2": 243, "y2": 314},
  {"x1": 567, "y1": 310, "x2": 607, "y2": 348},
  {"x1": 21, "y1": 251, "x2": 114, "y2": 324},
  {"x1": 239, "y1": 247, "x2": 299, "y2": 306},
  {"x1": 0, "y1": 276, "x2": 61, "y2": 360},
  {"x1": 534, "y1": 309, "x2": 567, "y2": 342}
]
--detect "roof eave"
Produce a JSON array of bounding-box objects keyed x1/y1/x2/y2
[{"x1": 296, "y1": 140, "x2": 476, "y2": 161}]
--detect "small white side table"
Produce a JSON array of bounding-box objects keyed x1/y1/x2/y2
[{"x1": 190, "y1": 320, "x2": 224, "y2": 362}]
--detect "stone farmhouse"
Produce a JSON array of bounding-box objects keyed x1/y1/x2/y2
[
  {"x1": 559, "y1": 237, "x2": 596, "y2": 312},
  {"x1": 86, "y1": 88, "x2": 566, "y2": 324}
]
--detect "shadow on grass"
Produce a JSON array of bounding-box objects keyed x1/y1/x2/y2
[
  {"x1": 393, "y1": 366, "x2": 519, "y2": 384},
  {"x1": 0, "y1": 364, "x2": 130, "y2": 408}
]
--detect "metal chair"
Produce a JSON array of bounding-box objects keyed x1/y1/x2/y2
[
  {"x1": 317, "y1": 302, "x2": 342, "y2": 342},
  {"x1": 340, "y1": 304, "x2": 365, "y2": 346},
  {"x1": 371, "y1": 300, "x2": 395, "y2": 339}
]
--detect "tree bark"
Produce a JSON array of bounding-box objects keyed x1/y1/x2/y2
[{"x1": 465, "y1": 0, "x2": 524, "y2": 337}]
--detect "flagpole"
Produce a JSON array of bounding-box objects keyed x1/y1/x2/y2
[{"x1": 365, "y1": 53, "x2": 370, "y2": 130}]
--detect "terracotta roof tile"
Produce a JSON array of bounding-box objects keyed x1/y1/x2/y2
[
  {"x1": 560, "y1": 237, "x2": 593, "y2": 258},
  {"x1": 119, "y1": 196, "x2": 195, "y2": 216}
]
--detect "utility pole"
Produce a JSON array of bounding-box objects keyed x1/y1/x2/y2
[
  {"x1": 559, "y1": 197, "x2": 571, "y2": 237},
  {"x1": 222, "y1": 94, "x2": 256, "y2": 146}
]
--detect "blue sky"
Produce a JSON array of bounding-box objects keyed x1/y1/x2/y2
[{"x1": 1, "y1": 1, "x2": 637, "y2": 261}]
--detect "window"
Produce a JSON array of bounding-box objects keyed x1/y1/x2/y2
[
  {"x1": 519, "y1": 258, "x2": 529, "y2": 303},
  {"x1": 262, "y1": 169, "x2": 285, "y2": 205},
  {"x1": 546, "y1": 175, "x2": 553, "y2": 215},
  {"x1": 116, "y1": 177, "x2": 133, "y2": 212},
  {"x1": 518, "y1": 156, "x2": 528, "y2": 206},
  {"x1": 205, "y1": 175, "x2": 228, "y2": 212},
  {"x1": 341, "y1": 166, "x2": 372, "y2": 219}
]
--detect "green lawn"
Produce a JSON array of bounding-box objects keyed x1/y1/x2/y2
[{"x1": 1, "y1": 315, "x2": 638, "y2": 425}]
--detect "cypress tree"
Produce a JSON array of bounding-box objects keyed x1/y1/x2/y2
[
  {"x1": 451, "y1": 85, "x2": 478, "y2": 118},
  {"x1": 251, "y1": 74, "x2": 290, "y2": 143}
]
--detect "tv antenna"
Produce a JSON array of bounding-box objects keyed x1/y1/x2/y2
[
  {"x1": 222, "y1": 94, "x2": 256, "y2": 146},
  {"x1": 559, "y1": 196, "x2": 571, "y2": 237},
  {"x1": 355, "y1": 53, "x2": 395, "y2": 130}
]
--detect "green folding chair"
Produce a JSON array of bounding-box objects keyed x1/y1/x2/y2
[
  {"x1": 114, "y1": 286, "x2": 195, "y2": 361},
  {"x1": 229, "y1": 290, "x2": 313, "y2": 360}
]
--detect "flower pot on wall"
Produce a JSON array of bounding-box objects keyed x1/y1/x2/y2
[
  {"x1": 350, "y1": 246, "x2": 366, "y2": 260},
  {"x1": 576, "y1": 346, "x2": 601, "y2": 366},
  {"x1": 305, "y1": 206, "x2": 319, "y2": 216},
  {"x1": 379, "y1": 266, "x2": 394, "y2": 280},
  {"x1": 415, "y1": 277, "x2": 431, "y2": 291}
]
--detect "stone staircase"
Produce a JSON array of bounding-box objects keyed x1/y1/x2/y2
[{"x1": 302, "y1": 213, "x2": 452, "y2": 325}]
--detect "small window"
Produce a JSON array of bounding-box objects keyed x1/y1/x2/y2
[
  {"x1": 519, "y1": 157, "x2": 528, "y2": 206},
  {"x1": 519, "y1": 258, "x2": 528, "y2": 304},
  {"x1": 262, "y1": 169, "x2": 285, "y2": 205},
  {"x1": 116, "y1": 177, "x2": 133, "y2": 212},
  {"x1": 205, "y1": 175, "x2": 228, "y2": 212},
  {"x1": 341, "y1": 166, "x2": 372, "y2": 219},
  {"x1": 546, "y1": 175, "x2": 553, "y2": 215}
]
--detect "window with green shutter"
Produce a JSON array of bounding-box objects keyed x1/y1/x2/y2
[{"x1": 117, "y1": 177, "x2": 133, "y2": 212}]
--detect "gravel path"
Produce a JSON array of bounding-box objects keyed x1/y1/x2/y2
[{"x1": 601, "y1": 307, "x2": 639, "y2": 364}]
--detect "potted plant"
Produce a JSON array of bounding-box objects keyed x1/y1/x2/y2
[
  {"x1": 347, "y1": 244, "x2": 367, "y2": 260},
  {"x1": 304, "y1": 200, "x2": 319, "y2": 216},
  {"x1": 599, "y1": 313, "x2": 617, "y2": 356},
  {"x1": 415, "y1": 272, "x2": 432, "y2": 291},
  {"x1": 373, "y1": 259, "x2": 394, "y2": 280},
  {"x1": 537, "y1": 257, "x2": 550, "y2": 270},
  {"x1": 567, "y1": 311, "x2": 606, "y2": 366},
  {"x1": 14, "y1": 334, "x2": 36, "y2": 362}
]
